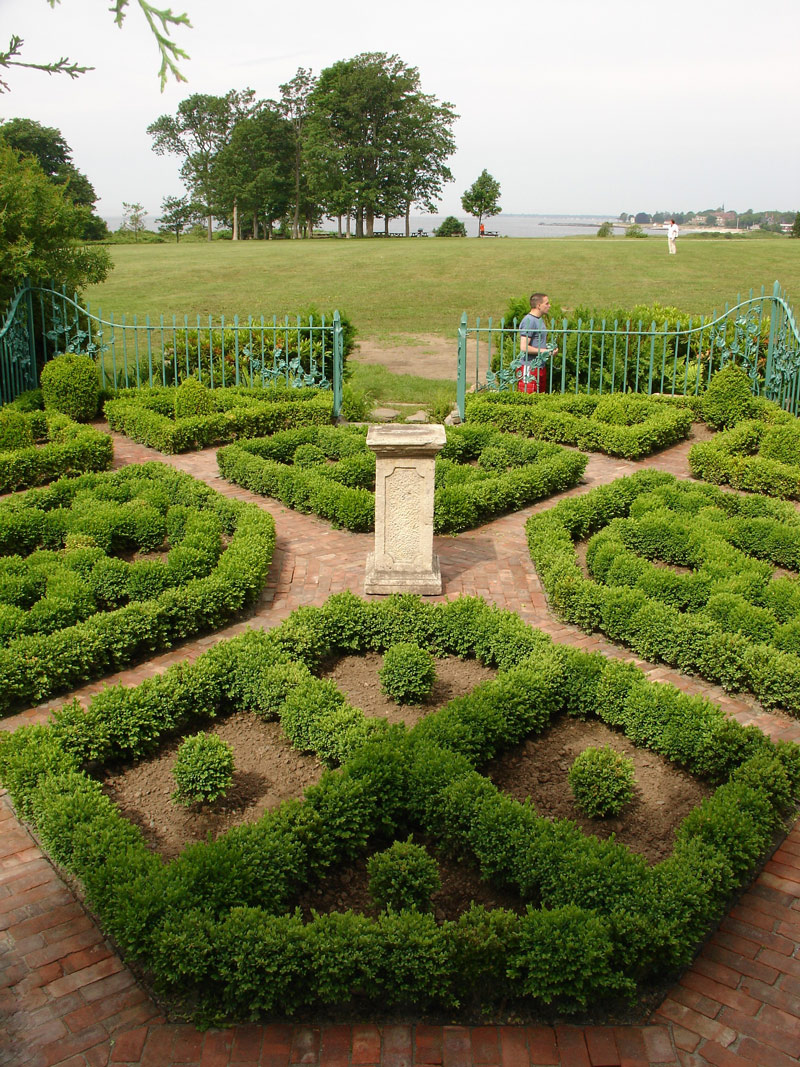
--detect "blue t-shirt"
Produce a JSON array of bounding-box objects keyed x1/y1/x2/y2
[{"x1": 519, "y1": 312, "x2": 548, "y2": 366}]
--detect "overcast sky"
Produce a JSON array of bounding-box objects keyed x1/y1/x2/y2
[{"x1": 3, "y1": 0, "x2": 799, "y2": 224}]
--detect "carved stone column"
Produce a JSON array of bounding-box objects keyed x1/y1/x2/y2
[{"x1": 364, "y1": 424, "x2": 446, "y2": 595}]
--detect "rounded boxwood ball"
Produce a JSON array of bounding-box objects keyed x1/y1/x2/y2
[
  {"x1": 40, "y1": 352, "x2": 99, "y2": 422},
  {"x1": 568, "y1": 744, "x2": 635, "y2": 818},
  {"x1": 171, "y1": 731, "x2": 234, "y2": 806},
  {"x1": 379, "y1": 641, "x2": 436, "y2": 704},
  {"x1": 367, "y1": 838, "x2": 441, "y2": 912}
]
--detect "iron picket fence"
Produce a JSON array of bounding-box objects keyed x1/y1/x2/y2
[
  {"x1": 456, "y1": 281, "x2": 800, "y2": 420},
  {"x1": 0, "y1": 282, "x2": 344, "y2": 416}
]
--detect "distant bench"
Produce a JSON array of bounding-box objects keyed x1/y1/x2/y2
[{"x1": 480, "y1": 231, "x2": 499, "y2": 237}]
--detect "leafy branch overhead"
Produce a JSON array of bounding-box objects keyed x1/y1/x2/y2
[{"x1": 0, "y1": 0, "x2": 191, "y2": 93}]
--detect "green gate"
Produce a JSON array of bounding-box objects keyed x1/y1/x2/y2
[
  {"x1": 457, "y1": 281, "x2": 800, "y2": 420},
  {"x1": 0, "y1": 282, "x2": 344, "y2": 416}
]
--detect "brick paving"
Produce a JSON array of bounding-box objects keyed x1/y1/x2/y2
[{"x1": 1, "y1": 427, "x2": 799, "y2": 1066}]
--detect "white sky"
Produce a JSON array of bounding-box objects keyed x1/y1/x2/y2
[{"x1": 2, "y1": 0, "x2": 799, "y2": 223}]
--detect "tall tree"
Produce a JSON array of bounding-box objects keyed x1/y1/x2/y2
[
  {"x1": 396, "y1": 93, "x2": 457, "y2": 236},
  {"x1": 277, "y1": 68, "x2": 316, "y2": 239},
  {"x1": 147, "y1": 89, "x2": 257, "y2": 240},
  {"x1": 306, "y1": 53, "x2": 455, "y2": 238},
  {"x1": 213, "y1": 107, "x2": 294, "y2": 241},
  {"x1": 157, "y1": 195, "x2": 196, "y2": 242},
  {"x1": 461, "y1": 170, "x2": 501, "y2": 235},
  {"x1": 0, "y1": 141, "x2": 110, "y2": 304},
  {"x1": 1, "y1": 0, "x2": 191, "y2": 93},
  {"x1": 121, "y1": 201, "x2": 147, "y2": 240}
]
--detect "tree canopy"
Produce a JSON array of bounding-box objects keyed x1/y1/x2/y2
[
  {"x1": 0, "y1": 141, "x2": 110, "y2": 305},
  {"x1": 461, "y1": 170, "x2": 501, "y2": 234}
]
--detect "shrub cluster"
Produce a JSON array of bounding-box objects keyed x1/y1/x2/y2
[
  {"x1": 465, "y1": 392, "x2": 694, "y2": 459},
  {"x1": 568, "y1": 746, "x2": 635, "y2": 818},
  {"x1": 172, "y1": 732, "x2": 235, "y2": 805},
  {"x1": 40, "y1": 352, "x2": 100, "y2": 422},
  {"x1": 218, "y1": 424, "x2": 587, "y2": 534},
  {"x1": 0, "y1": 592, "x2": 796, "y2": 1021},
  {"x1": 0, "y1": 463, "x2": 275, "y2": 715},
  {"x1": 0, "y1": 411, "x2": 112, "y2": 493},
  {"x1": 526, "y1": 470, "x2": 800, "y2": 717},
  {"x1": 104, "y1": 384, "x2": 333, "y2": 453},
  {"x1": 367, "y1": 839, "x2": 441, "y2": 912}
]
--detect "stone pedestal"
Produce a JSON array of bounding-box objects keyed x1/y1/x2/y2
[{"x1": 364, "y1": 424, "x2": 446, "y2": 595}]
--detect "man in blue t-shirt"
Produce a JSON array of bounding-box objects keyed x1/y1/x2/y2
[{"x1": 517, "y1": 293, "x2": 557, "y2": 392}]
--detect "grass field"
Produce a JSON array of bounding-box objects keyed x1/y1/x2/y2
[{"x1": 83, "y1": 235, "x2": 800, "y2": 343}]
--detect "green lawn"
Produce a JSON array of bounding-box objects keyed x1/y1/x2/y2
[{"x1": 83, "y1": 235, "x2": 800, "y2": 343}]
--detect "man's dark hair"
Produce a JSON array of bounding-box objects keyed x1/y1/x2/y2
[{"x1": 530, "y1": 293, "x2": 547, "y2": 309}]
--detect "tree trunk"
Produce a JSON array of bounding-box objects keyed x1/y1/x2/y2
[
  {"x1": 293, "y1": 145, "x2": 301, "y2": 238},
  {"x1": 405, "y1": 201, "x2": 411, "y2": 237},
  {"x1": 384, "y1": 216, "x2": 389, "y2": 235},
  {"x1": 366, "y1": 208, "x2": 374, "y2": 237},
  {"x1": 232, "y1": 199, "x2": 239, "y2": 241},
  {"x1": 253, "y1": 211, "x2": 258, "y2": 239},
  {"x1": 267, "y1": 219, "x2": 273, "y2": 240},
  {"x1": 337, "y1": 214, "x2": 342, "y2": 238},
  {"x1": 346, "y1": 213, "x2": 351, "y2": 237},
  {"x1": 355, "y1": 209, "x2": 363, "y2": 238},
  {"x1": 307, "y1": 210, "x2": 313, "y2": 238}
]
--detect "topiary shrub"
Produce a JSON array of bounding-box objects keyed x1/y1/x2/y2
[
  {"x1": 701, "y1": 365, "x2": 759, "y2": 430},
  {"x1": 171, "y1": 731, "x2": 235, "y2": 805},
  {"x1": 568, "y1": 745, "x2": 635, "y2": 818},
  {"x1": 0, "y1": 409, "x2": 34, "y2": 451},
  {"x1": 40, "y1": 353, "x2": 100, "y2": 423},
  {"x1": 174, "y1": 377, "x2": 215, "y2": 419},
  {"x1": 478, "y1": 446, "x2": 509, "y2": 473},
  {"x1": 367, "y1": 838, "x2": 441, "y2": 912},
  {"x1": 379, "y1": 641, "x2": 436, "y2": 704}
]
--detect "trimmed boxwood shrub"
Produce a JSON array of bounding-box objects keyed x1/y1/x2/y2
[
  {"x1": 218, "y1": 424, "x2": 588, "y2": 534},
  {"x1": 105, "y1": 384, "x2": 333, "y2": 453},
  {"x1": 367, "y1": 838, "x2": 441, "y2": 912},
  {"x1": 699, "y1": 364, "x2": 760, "y2": 430},
  {"x1": 172, "y1": 732, "x2": 235, "y2": 805},
  {"x1": 40, "y1": 352, "x2": 100, "y2": 422},
  {"x1": 0, "y1": 411, "x2": 113, "y2": 493},
  {"x1": 464, "y1": 392, "x2": 694, "y2": 459},
  {"x1": 0, "y1": 592, "x2": 797, "y2": 1022},
  {"x1": 0, "y1": 462, "x2": 275, "y2": 715},
  {"x1": 568, "y1": 746, "x2": 635, "y2": 817},
  {"x1": 526, "y1": 470, "x2": 800, "y2": 717},
  {"x1": 379, "y1": 642, "x2": 436, "y2": 704}
]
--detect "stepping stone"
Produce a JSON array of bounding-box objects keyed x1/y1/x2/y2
[
  {"x1": 404, "y1": 410, "x2": 429, "y2": 424},
  {"x1": 372, "y1": 407, "x2": 401, "y2": 422}
]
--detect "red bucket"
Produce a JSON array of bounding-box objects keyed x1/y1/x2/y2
[{"x1": 517, "y1": 366, "x2": 547, "y2": 393}]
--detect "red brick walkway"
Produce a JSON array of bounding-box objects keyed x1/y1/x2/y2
[{"x1": 2, "y1": 429, "x2": 799, "y2": 1066}]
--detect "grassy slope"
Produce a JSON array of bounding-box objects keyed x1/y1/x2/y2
[{"x1": 83, "y1": 236, "x2": 800, "y2": 343}]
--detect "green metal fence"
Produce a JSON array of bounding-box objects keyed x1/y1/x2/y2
[
  {"x1": 0, "y1": 281, "x2": 344, "y2": 416},
  {"x1": 456, "y1": 281, "x2": 800, "y2": 420}
]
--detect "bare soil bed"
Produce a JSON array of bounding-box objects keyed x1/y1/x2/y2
[
  {"x1": 100, "y1": 651, "x2": 709, "y2": 876},
  {"x1": 352, "y1": 335, "x2": 455, "y2": 379}
]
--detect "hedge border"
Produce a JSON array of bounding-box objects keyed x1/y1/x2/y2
[
  {"x1": 0, "y1": 462, "x2": 275, "y2": 715},
  {"x1": 0, "y1": 412, "x2": 113, "y2": 493},
  {"x1": 689, "y1": 419, "x2": 800, "y2": 499},
  {"x1": 1, "y1": 592, "x2": 797, "y2": 1022},
  {"x1": 464, "y1": 393, "x2": 695, "y2": 459},
  {"x1": 218, "y1": 424, "x2": 588, "y2": 534},
  {"x1": 104, "y1": 386, "x2": 333, "y2": 453},
  {"x1": 526, "y1": 469, "x2": 800, "y2": 717}
]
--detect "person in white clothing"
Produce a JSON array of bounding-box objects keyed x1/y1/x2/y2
[{"x1": 667, "y1": 219, "x2": 679, "y2": 255}]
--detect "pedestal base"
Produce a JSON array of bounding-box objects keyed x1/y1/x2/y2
[{"x1": 364, "y1": 552, "x2": 442, "y2": 596}]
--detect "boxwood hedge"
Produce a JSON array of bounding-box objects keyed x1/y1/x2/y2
[
  {"x1": 105, "y1": 384, "x2": 333, "y2": 453},
  {"x1": 464, "y1": 393, "x2": 695, "y2": 459},
  {"x1": 526, "y1": 469, "x2": 800, "y2": 717},
  {"x1": 0, "y1": 462, "x2": 275, "y2": 715},
  {"x1": 218, "y1": 424, "x2": 588, "y2": 534},
  {"x1": 689, "y1": 416, "x2": 800, "y2": 499},
  {"x1": 0, "y1": 409, "x2": 112, "y2": 493},
  {"x1": 1, "y1": 592, "x2": 796, "y2": 1022}
]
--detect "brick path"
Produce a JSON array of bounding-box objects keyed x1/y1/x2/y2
[{"x1": 1, "y1": 428, "x2": 799, "y2": 1066}]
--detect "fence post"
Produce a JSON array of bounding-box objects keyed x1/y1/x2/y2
[
  {"x1": 457, "y1": 313, "x2": 467, "y2": 420},
  {"x1": 332, "y1": 311, "x2": 343, "y2": 418},
  {"x1": 764, "y1": 280, "x2": 782, "y2": 400},
  {"x1": 22, "y1": 279, "x2": 37, "y2": 389}
]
